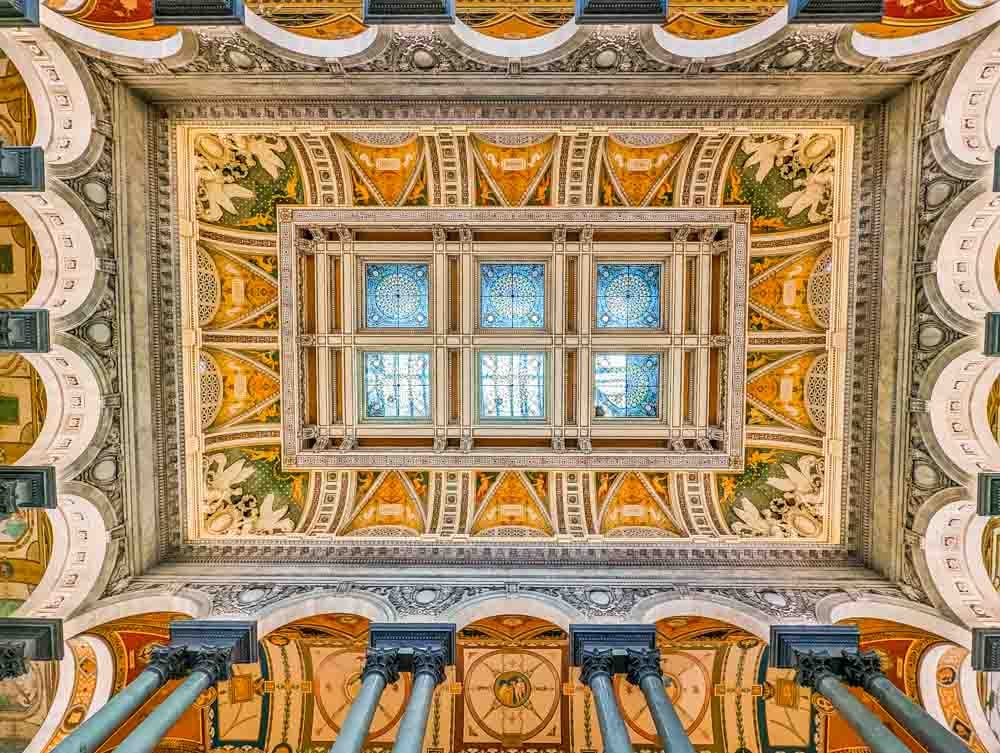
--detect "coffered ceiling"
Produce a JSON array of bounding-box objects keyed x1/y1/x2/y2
[{"x1": 167, "y1": 123, "x2": 851, "y2": 553}]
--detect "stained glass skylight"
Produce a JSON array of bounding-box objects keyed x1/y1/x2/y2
[
  {"x1": 363, "y1": 351, "x2": 431, "y2": 419},
  {"x1": 594, "y1": 353, "x2": 660, "y2": 418},
  {"x1": 479, "y1": 351, "x2": 546, "y2": 419},
  {"x1": 479, "y1": 263, "x2": 545, "y2": 329},
  {"x1": 595, "y1": 263, "x2": 662, "y2": 329},
  {"x1": 365, "y1": 262, "x2": 430, "y2": 328}
]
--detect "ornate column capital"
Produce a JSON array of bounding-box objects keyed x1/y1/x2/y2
[
  {"x1": 189, "y1": 647, "x2": 233, "y2": 684},
  {"x1": 411, "y1": 647, "x2": 447, "y2": 686},
  {"x1": 625, "y1": 647, "x2": 663, "y2": 687},
  {"x1": 147, "y1": 645, "x2": 195, "y2": 682},
  {"x1": 794, "y1": 651, "x2": 842, "y2": 690},
  {"x1": 0, "y1": 641, "x2": 28, "y2": 681},
  {"x1": 840, "y1": 651, "x2": 883, "y2": 689},
  {"x1": 580, "y1": 648, "x2": 617, "y2": 686},
  {"x1": 362, "y1": 647, "x2": 401, "y2": 686}
]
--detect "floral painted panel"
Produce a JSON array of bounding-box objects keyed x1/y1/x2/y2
[
  {"x1": 365, "y1": 263, "x2": 430, "y2": 328},
  {"x1": 594, "y1": 353, "x2": 661, "y2": 418},
  {"x1": 479, "y1": 263, "x2": 545, "y2": 329},
  {"x1": 595, "y1": 264, "x2": 662, "y2": 329},
  {"x1": 363, "y1": 352, "x2": 431, "y2": 419},
  {"x1": 479, "y1": 352, "x2": 546, "y2": 419}
]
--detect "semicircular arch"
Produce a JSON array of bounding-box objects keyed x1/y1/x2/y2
[{"x1": 631, "y1": 593, "x2": 772, "y2": 640}]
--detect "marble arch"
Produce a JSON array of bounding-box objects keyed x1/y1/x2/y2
[
  {"x1": 920, "y1": 643, "x2": 1000, "y2": 753},
  {"x1": 938, "y1": 20, "x2": 1000, "y2": 173},
  {"x1": 816, "y1": 592, "x2": 973, "y2": 648},
  {"x1": 18, "y1": 336, "x2": 105, "y2": 474},
  {"x1": 0, "y1": 25, "x2": 101, "y2": 172},
  {"x1": 918, "y1": 337, "x2": 1000, "y2": 482},
  {"x1": 630, "y1": 593, "x2": 772, "y2": 640},
  {"x1": 445, "y1": 16, "x2": 582, "y2": 59},
  {"x1": 39, "y1": 5, "x2": 185, "y2": 62},
  {"x1": 242, "y1": 6, "x2": 379, "y2": 60},
  {"x1": 649, "y1": 5, "x2": 789, "y2": 60},
  {"x1": 925, "y1": 179, "x2": 1000, "y2": 331},
  {"x1": 958, "y1": 646, "x2": 1000, "y2": 752},
  {"x1": 911, "y1": 488, "x2": 1000, "y2": 627},
  {"x1": 255, "y1": 590, "x2": 395, "y2": 635},
  {"x1": 2, "y1": 184, "x2": 107, "y2": 326},
  {"x1": 441, "y1": 590, "x2": 585, "y2": 630},
  {"x1": 61, "y1": 591, "x2": 208, "y2": 639},
  {"x1": 23, "y1": 634, "x2": 113, "y2": 753},
  {"x1": 851, "y1": 0, "x2": 1000, "y2": 60},
  {"x1": 14, "y1": 491, "x2": 110, "y2": 621}
]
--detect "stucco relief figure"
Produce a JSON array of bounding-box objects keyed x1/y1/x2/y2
[
  {"x1": 195, "y1": 135, "x2": 299, "y2": 228},
  {"x1": 726, "y1": 452, "x2": 825, "y2": 538},
  {"x1": 728, "y1": 134, "x2": 836, "y2": 232},
  {"x1": 202, "y1": 452, "x2": 295, "y2": 536}
]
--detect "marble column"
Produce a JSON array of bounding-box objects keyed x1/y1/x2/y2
[
  {"x1": 330, "y1": 648, "x2": 400, "y2": 753},
  {"x1": 391, "y1": 648, "x2": 447, "y2": 753},
  {"x1": 114, "y1": 647, "x2": 231, "y2": 753},
  {"x1": 796, "y1": 652, "x2": 912, "y2": 753},
  {"x1": 626, "y1": 647, "x2": 695, "y2": 753},
  {"x1": 52, "y1": 620, "x2": 256, "y2": 753},
  {"x1": 844, "y1": 653, "x2": 973, "y2": 753},
  {"x1": 580, "y1": 648, "x2": 634, "y2": 753},
  {"x1": 50, "y1": 646, "x2": 192, "y2": 753}
]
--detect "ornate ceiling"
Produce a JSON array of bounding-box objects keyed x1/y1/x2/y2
[
  {"x1": 173, "y1": 124, "x2": 847, "y2": 550},
  {"x1": 41, "y1": 0, "x2": 987, "y2": 42}
]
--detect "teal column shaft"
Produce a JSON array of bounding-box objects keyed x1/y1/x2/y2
[
  {"x1": 390, "y1": 672, "x2": 437, "y2": 753},
  {"x1": 864, "y1": 675, "x2": 971, "y2": 753},
  {"x1": 815, "y1": 674, "x2": 912, "y2": 753},
  {"x1": 330, "y1": 672, "x2": 388, "y2": 753},
  {"x1": 50, "y1": 667, "x2": 166, "y2": 753},
  {"x1": 638, "y1": 675, "x2": 696, "y2": 753},
  {"x1": 588, "y1": 673, "x2": 635, "y2": 753},
  {"x1": 114, "y1": 669, "x2": 214, "y2": 753}
]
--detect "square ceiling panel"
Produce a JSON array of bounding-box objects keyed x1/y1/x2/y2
[{"x1": 277, "y1": 207, "x2": 749, "y2": 470}]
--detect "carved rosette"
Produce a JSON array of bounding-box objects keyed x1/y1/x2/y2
[
  {"x1": 625, "y1": 647, "x2": 663, "y2": 687},
  {"x1": 362, "y1": 647, "x2": 401, "y2": 686},
  {"x1": 0, "y1": 641, "x2": 28, "y2": 681},
  {"x1": 580, "y1": 648, "x2": 616, "y2": 687},
  {"x1": 147, "y1": 645, "x2": 194, "y2": 682},
  {"x1": 411, "y1": 647, "x2": 447, "y2": 686}
]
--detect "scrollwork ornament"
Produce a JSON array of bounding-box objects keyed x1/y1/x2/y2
[
  {"x1": 580, "y1": 648, "x2": 616, "y2": 686},
  {"x1": 0, "y1": 641, "x2": 28, "y2": 680},
  {"x1": 625, "y1": 648, "x2": 663, "y2": 687},
  {"x1": 793, "y1": 651, "x2": 838, "y2": 690},
  {"x1": 411, "y1": 647, "x2": 447, "y2": 686},
  {"x1": 839, "y1": 650, "x2": 883, "y2": 688},
  {"x1": 362, "y1": 647, "x2": 401, "y2": 686},
  {"x1": 147, "y1": 645, "x2": 194, "y2": 681}
]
